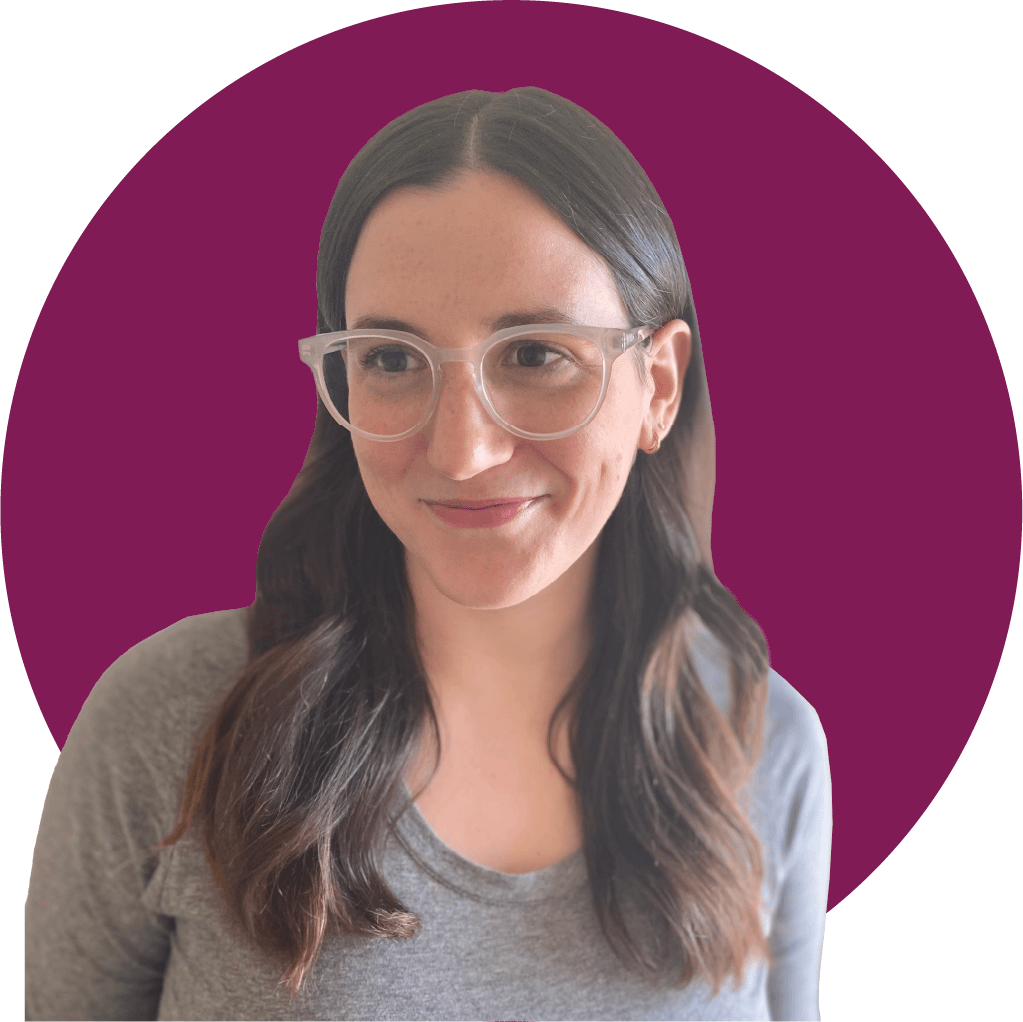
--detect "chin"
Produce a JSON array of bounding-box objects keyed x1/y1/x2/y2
[{"x1": 414, "y1": 553, "x2": 553, "y2": 611}]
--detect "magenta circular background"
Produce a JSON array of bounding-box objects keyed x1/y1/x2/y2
[{"x1": 3, "y1": 3, "x2": 1019, "y2": 910}]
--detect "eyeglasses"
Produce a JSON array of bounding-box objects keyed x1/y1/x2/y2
[{"x1": 298, "y1": 323, "x2": 658, "y2": 442}]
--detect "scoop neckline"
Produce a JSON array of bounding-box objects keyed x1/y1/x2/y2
[{"x1": 391, "y1": 779, "x2": 588, "y2": 905}]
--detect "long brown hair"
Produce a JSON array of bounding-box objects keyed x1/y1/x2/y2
[{"x1": 166, "y1": 88, "x2": 771, "y2": 994}]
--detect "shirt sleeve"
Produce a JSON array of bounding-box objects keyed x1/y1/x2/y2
[
  {"x1": 764, "y1": 690, "x2": 832, "y2": 1022},
  {"x1": 26, "y1": 643, "x2": 184, "y2": 1020}
]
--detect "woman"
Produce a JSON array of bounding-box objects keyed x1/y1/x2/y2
[{"x1": 26, "y1": 88, "x2": 830, "y2": 1021}]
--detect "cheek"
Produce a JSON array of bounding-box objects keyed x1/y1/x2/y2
[
  {"x1": 555, "y1": 425, "x2": 639, "y2": 527},
  {"x1": 352, "y1": 440, "x2": 417, "y2": 518},
  {"x1": 578, "y1": 385, "x2": 646, "y2": 491}
]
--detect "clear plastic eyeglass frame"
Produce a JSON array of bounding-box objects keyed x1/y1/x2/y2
[{"x1": 297, "y1": 323, "x2": 660, "y2": 442}]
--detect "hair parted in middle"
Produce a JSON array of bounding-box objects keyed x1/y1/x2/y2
[{"x1": 165, "y1": 86, "x2": 772, "y2": 994}]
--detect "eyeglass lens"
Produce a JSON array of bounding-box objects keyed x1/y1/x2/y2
[{"x1": 322, "y1": 332, "x2": 606, "y2": 437}]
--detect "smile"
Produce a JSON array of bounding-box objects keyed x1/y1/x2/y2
[{"x1": 422, "y1": 496, "x2": 544, "y2": 529}]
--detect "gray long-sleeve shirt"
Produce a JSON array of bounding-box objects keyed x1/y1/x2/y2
[{"x1": 26, "y1": 608, "x2": 831, "y2": 1020}]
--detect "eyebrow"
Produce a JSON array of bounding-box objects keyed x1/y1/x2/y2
[{"x1": 349, "y1": 307, "x2": 585, "y2": 339}]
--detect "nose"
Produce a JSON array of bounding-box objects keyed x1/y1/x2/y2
[{"x1": 424, "y1": 361, "x2": 515, "y2": 480}]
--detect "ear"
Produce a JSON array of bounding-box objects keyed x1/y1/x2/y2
[{"x1": 639, "y1": 319, "x2": 692, "y2": 451}]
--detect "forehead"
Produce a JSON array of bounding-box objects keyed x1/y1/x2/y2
[{"x1": 344, "y1": 171, "x2": 628, "y2": 339}]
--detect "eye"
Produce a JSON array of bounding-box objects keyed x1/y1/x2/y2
[
  {"x1": 507, "y1": 342, "x2": 567, "y2": 369},
  {"x1": 360, "y1": 344, "x2": 427, "y2": 374}
]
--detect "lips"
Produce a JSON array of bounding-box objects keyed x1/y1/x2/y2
[
  {"x1": 429, "y1": 498, "x2": 531, "y2": 510},
  {"x1": 423, "y1": 496, "x2": 543, "y2": 529}
]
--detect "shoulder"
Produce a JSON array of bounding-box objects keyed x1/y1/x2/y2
[
  {"x1": 82, "y1": 607, "x2": 249, "y2": 731},
  {"x1": 29, "y1": 610, "x2": 250, "y2": 1019},
  {"x1": 103, "y1": 606, "x2": 249, "y2": 680},
  {"x1": 64, "y1": 608, "x2": 250, "y2": 823},
  {"x1": 761, "y1": 668, "x2": 829, "y2": 784},
  {"x1": 689, "y1": 618, "x2": 831, "y2": 839},
  {"x1": 689, "y1": 618, "x2": 828, "y2": 786},
  {"x1": 753, "y1": 668, "x2": 832, "y2": 890}
]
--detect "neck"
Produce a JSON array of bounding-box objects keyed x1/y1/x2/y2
[{"x1": 406, "y1": 540, "x2": 597, "y2": 724}]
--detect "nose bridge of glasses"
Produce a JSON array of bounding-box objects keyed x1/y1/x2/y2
[
  {"x1": 429, "y1": 334, "x2": 490, "y2": 386},
  {"x1": 434, "y1": 356, "x2": 487, "y2": 412},
  {"x1": 432, "y1": 343, "x2": 484, "y2": 370}
]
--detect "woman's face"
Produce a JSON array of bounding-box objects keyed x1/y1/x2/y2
[{"x1": 345, "y1": 170, "x2": 681, "y2": 611}]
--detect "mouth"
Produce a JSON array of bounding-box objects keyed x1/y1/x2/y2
[
  {"x1": 426, "y1": 497, "x2": 537, "y2": 510},
  {"x1": 422, "y1": 496, "x2": 545, "y2": 529}
]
